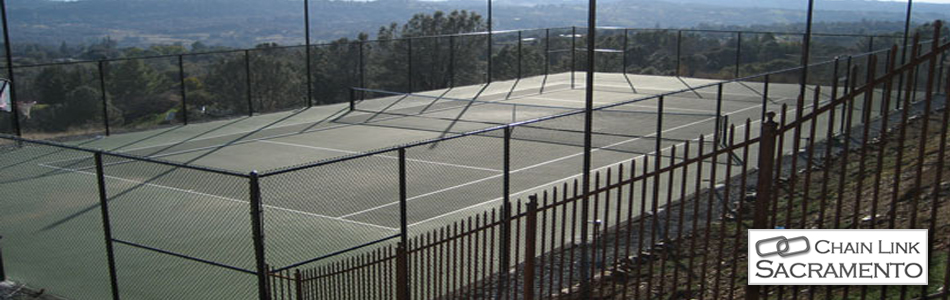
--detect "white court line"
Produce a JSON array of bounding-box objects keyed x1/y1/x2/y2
[
  {"x1": 343, "y1": 101, "x2": 766, "y2": 223},
  {"x1": 38, "y1": 163, "x2": 399, "y2": 232},
  {"x1": 103, "y1": 84, "x2": 570, "y2": 155},
  {"x1": 260, "y1": 140, "x2": 502, "y2": 173},
  {"x1": 523, "y1": 96, "x2": 717, "y2": 114},
  {"x1": 40, "y1": 85, "x2": 576, "y2": 168},
  {"x1": 408, "y1": 100, "x2": 821, "y2": 227},
  {"x1": 575, "y1": 83, "x2": 800, "y2": 100}
]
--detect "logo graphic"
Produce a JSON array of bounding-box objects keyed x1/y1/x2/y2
[{"x1": 755, "y1": 236, "x2": 810, "y2": 257}]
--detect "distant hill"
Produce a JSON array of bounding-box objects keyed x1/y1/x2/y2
[{"x1": 7, "y1": 0, "x2": 949, "y2": 48}]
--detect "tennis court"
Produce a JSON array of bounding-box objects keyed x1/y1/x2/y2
[{"x1": 1, "y1": 71, "x2": 818, "y2": 299}]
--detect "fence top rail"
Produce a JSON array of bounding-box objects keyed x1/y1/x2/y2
[
  {"x1": 0, "y1": 134, "x2": 251, "y2": 178},
  {"x1": 258, "y1": 41, "x2": 920, "y2": 177},
  {"x1": 1, "y1": 25, "x2": 919, "y2": 70}
]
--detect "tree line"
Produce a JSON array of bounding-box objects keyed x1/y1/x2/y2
[{"x1": 2, "y1": 11, "x2": 944, "y2": 137}]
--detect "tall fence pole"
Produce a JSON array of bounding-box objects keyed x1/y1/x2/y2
[
  {"x1": 579, "y1": 0, "x2": 596, "y2": 297},
  {"x1": 523, "y1": 196, "x2": 538, "y2": 300},
  {"x1": 98, "y1": 61, "x2": 111, "y2": 136},
  {"x1": 245, "y1": 50, "x2": 253, "y2": 116},
  {"x1": 622, "y1": 28, "x2": 628, "y2": 74},
  {"x1": 571, "y1": 26, "x2": 577, "y2": 89},
  {"x1": 735, "y1": 31, "x2": 742, "y2": 78},
  {"x1": 178, "y1": 55, "x2": 188, "y2": 125},
  {"x1": 487, "y1": 0, "x2": 493, "y2": 85},
  {"x1": 449, "y1": 36, "x2": 456, "y2": 88},
  {"x1": 94, "y1": 152, "x2": 121, "y2": 300},
  {"x1": 359, "y1": 40, "x2": 366, "y2": 96},
  {"x1": 407, "y1": 38, "x2": 413, "y2": 93},
  {"x1": 397, "y1": 148, "x2": 410, "y2": 300},
  {"x1": 518, "y1": 30, "x2": 523, "y2": 79},
  {"x1": 1, "y1": 0, "x2": 20, "y2": 137},
  {"x1": 0, "y1": 236, "x2": 5, "y2": 282},
  {"x1": 745, "y1": 112, "x2": 778, "y2": 300},
  {"x1": 799, "y1": 0, "x2": 816, "y2": 98},
  {"x1": 676, "y1": 30, "x2": 682, "y2": 77},
  {"x1": 304, "y1": 0, "x2": 313, "y2": 108},
  {"x1": 496, "y1": 126, "x2": 512, "y2": 299},
  {"x1": 249, "y1": 171, "x2": 269, "y2": 300}
]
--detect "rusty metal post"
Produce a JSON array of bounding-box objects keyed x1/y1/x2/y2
[
  {"x1": 745, "y1": 112, "x2": 778, "y2": 300},
  {"x1": 294, "y1": 269, "x2": 304, "y2": 300},
  {"x1": 395, "y1": 242, "x2": 409, "y2": 300},
  {"x1": 524, "y1": 196, "x2": 538, "y2": 300}
]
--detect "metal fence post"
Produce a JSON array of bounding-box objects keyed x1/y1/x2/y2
[
  {"x1": 349, "y1": 87, "x2": 356, "y2": 111},
  {"x1": 496, "y1": 126, "x2": 512, "y2": 299},
  {"x1": 249, "y1": 171, "x2": 269, "y2": 300},
  {"x1": 395, "y1": 242, "x2": 409, "y2": 300},
  {"x1": 359, "y1": 40, "x2": 366, "y2": 97},
  {"x1": 0, "y1": 235, "x2": 6, "y2": 282},
  {"x1": 571, "y1": 26, "x2": 577, "y2": 89},
  {"x1": 178, "y1": 54, "x2": 188, "y2": 125},
  {"x1": 98, "y1": 61, "x2": 111, "y2": 136},
  {"x1": 1, "y1": 0, "x2": 20, "y2": 137},
  {"x1": 518, "y1": 30, "x2": 523, "y2": 79},
  {"x1": 735, "y1": 31, "x2": 742, "y2": 78},
  {"x1": 676, "y1": 30, "x2": 683, "y2": 77},
  {"x1": 245, "y1": 50, "x2": 253, "y2": 117},
  {"x1": 523, "y1": 196, "x2": 538, "y2": 300},
  {"x1": 94, "y1": 152, "x2": 121, "y2": 300},
  {"x1": 304, "y1": 0, "x2": 313, "y2": 108},
  {"x1": 622, "y1": 29, "x2": 629, "y2": 74},
  {"x1": 745, "y1": 112, "x2": 778, "y2": 300},
  {"x1": 407, "y1": 38, "x2": 413, "y2": 93},
  {"x1": 398, "y1": 148, "x2": 408, "y2": 245},
  {"x1": 868, "y1": 36, "x2": 875, "y2": 52},
  {"x1": 449, "y1": 35, "x2": 456, "y2": 88}
]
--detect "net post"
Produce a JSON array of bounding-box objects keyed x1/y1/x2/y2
[
  {"x1": 523, "y1": 195, "x2": 538, "y2": 300},
  {"x1": 178, "y1": 54, "x2": 188, "y2": 125},
  {"x1": 245, "y1": 50, "x2": 253, "y2": 117},
  {"x1": 349, "y1": 87, "x2": 356, "y2": 111},
  {"x1": 676, "y1": 30, "x2": 682, "y2": 77},
  {"x1": 98, "y1": 61, "x2": 111, "y2": 136},
  {"x1": 94, "y1": 152, "x2": 121, "y2": 300},
  {"x1": 745, "y1": 112, "x2": 778, "y2": 300},
  {"x1": 249, "y1": 170, "x2": 269, "y2": 300},
  {"x1": 655, "y1": 95, "x2": 664, "y2": 160},
  {"x1": 735, "y1": 31, "x2": 742, "y2": 78}
]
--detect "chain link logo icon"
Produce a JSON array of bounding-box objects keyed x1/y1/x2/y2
[{"x1": 755, "y1": 236, "x2": 810, "y2": 257}]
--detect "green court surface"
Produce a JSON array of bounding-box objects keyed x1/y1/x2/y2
[{"x1": 1, "y1": 72, "x2": 841, "y2": 299}]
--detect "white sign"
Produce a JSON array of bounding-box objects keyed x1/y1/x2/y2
[{"x1": 748, "y1": 229, "x2": 928, "y2": 285}]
